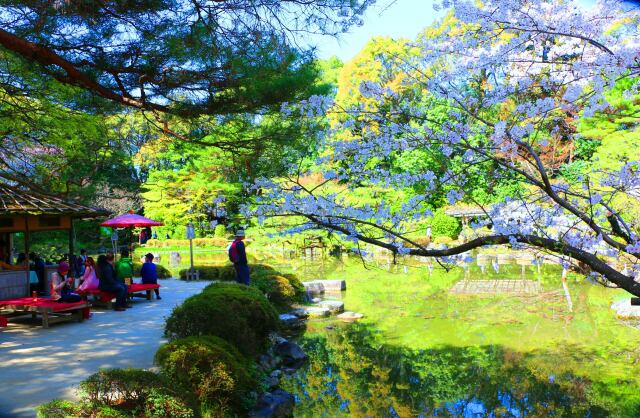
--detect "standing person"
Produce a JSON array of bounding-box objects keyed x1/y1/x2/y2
[
  {"x1": 139, "y1": 229, "x2": 146, "y2": 245},
  {"x1": 115, "y1": 249, "x2": 134, "y2": 285},
  {"x1": 426, "y1": 224, "x2": 432, "y2": 243},
  {"x1": 228, "y1": 229, "x2": 250, "y2": 285},
  {"x1": 78, "y1": 257, "x2": 99, "y2": 291},
  {"x1": 140, "y1": 253, "x2": 161, "y2": 300},
  {"x1": 50, "y1": 261, "x2": 81, "y2": 303},
  {"x1": 97, "y1": 254, "x2": 128, "y2": 311},
  {"x1": 152, "y1": 231, "x2": 158, "y2": 240}
]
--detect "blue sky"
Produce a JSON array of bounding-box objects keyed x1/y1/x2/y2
[
  {"x1": 312, "y1": 0, "x2": 599, "y2": 62},
  {"x1": 313, "y1": 0, "x2": 442, "y2": 61}
]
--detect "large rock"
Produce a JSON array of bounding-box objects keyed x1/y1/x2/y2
[
  {"x1": 611, "y1": 299, "x2": 640, "y2": 319},
  {"x1": 303, "y1": 281, "x2": 325, "y2": 295},
  {"x1": 304, "y1": 306, "x2": 331, "y2": 318},
  {"x1": 274, "y1": 341, "x2": 308, "y2": 368},
  {"x1": 319, "y1": 279, "x2": 346, "y2": 291},
  {"x1": 303, "y1": 279, "x2": 347, "y2": 294},
  {"x1": 250, "y1": 389, "x2": 295, "y2": 418},
  {"x1": 337, "y1": 311, "x2": 364, "y2": 322},
  {"x1": 318, "y1": 300, "x2": 345, "y2": 314},
  {"x1": 279, "y1": 313, "x2": 305, "y2": 330}
]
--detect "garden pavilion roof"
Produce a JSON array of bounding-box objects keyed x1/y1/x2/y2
[{"x1": 0, "y1": 184, "x2": 110, "y2": 218}]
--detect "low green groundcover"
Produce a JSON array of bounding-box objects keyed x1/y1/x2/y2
[{"x1": 165, "y1": 283, "x2": 279, "y2": 357}]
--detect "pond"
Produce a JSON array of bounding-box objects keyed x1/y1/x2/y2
[{"x1": 152, "y1": 250, "x2": 640, "y2": 417}]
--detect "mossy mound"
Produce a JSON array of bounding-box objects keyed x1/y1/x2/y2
[
  {"x1": 252, "y1": 273, "x2": 305, "y2": 310},
  {"x1": 156, "y1": 336, "x2": 255, "y2": 415},
  {"x1": 165, "y1": 283, "x2": 279, "y2": 356}
]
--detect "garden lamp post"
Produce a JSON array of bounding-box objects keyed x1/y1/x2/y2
[{"x1": 185, "y1": 222, "x2": 199, "y2": 280}]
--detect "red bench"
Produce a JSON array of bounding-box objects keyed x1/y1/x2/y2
[
  {"x1": 78, "y1": 283, "x2": 160, "y2": 309},
  {"x1": 0, "y1": 297, "x2": 90, "y2": 328}
]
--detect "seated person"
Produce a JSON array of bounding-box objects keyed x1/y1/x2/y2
[
  {"x1": 77, "y1": 257, "x2": 99, "y2": 291},
  {"x1": 140, "y1": 253, "x2": 161, "y2": 300},
  {"x1": 115, "y1": 249, "x2": 134, "y2": 284},
  {"x1": 50, "y1": 261, "x2": 81, "y2": 303},
  {"x1": 97, "y1": 254, "x2": 128, "y2": 311}
]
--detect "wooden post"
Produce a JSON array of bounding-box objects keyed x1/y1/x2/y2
[
  {"x1": 24, "y1": 216, "x2": 30, "y2": 296},
  {"x1": 69, "y1": 218, "x2": 75, "y2": 257}
]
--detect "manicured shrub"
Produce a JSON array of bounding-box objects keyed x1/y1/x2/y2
[
  {"x1": 178, "y1": 263, "x2": 276, "y2": 282},
  {"x1": 37, "y1": 400, "x2": 82, "y2": 418},
  {"x1": 79, "y1": 368, "x2": 170, "y2": 408},
  {"x1": 165, "y1": 283, "x2": 279, "y2": 356},
  {"x1": 431, "y1": 209, "x2": 461, "y2": 239},
  {"x1": 252, "y1": 274, "x2": 305, "y2": 309},
  {"x1": 144, "y1": 389, "x2": 195, "y2": 418},
  {"x1": 133, "y1": 262, "x2": 172, "y2": 279},
  {"x1": 214, "y1": 224, "x2": 227, "y2": 238},
  {"x1": 156, "y1": 336, "x2": 255, "y2": 414}
]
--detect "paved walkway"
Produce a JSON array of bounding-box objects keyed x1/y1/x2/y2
[{"x1": 0, "y1": 279, "x2": 209, "y2": 418}]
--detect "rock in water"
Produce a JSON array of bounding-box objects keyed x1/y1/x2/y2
[
  {"x1": 305, "y1": 306, "x2": 331, "y2": 318},
  {"x1": 274, "y1": 341, "x2": 308, "y2": 368},
  {"x1": 303, "y1": 281, "x2": 325, "y2": 295},
  {"x1": 318, "y1": 300, "x2": 345, "y2": 314},
  {"x1": 337, "y1": 311, "x2": 364, "y2": 322},
  {"x1": 250, "y1": 389, "x2": 295, "y2": 418}
]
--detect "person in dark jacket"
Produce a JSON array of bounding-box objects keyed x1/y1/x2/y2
[
  {"x1": 97, "y1": 254, "x2": 128, "y2": 311},
  {"x1": 228, "y1": 229, "x2": 250, "y2": 285},
  {"x1": 29, "y1": 252, "x2": 46, "y2": 294},
  {"x1": 140, "y1": 253, "x2": 161, "y2": 299}
]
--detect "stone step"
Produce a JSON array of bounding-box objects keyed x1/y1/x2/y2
[
  {"x1": 337, "y1": 311, "x2": 364, "y2": 322},
  {"x1": 304, "y1": 306, "x2": 331, "y2": 318},
  {"x1": 302, "y1": 280, "x2": 347, "y2": 294},
  {"x1": 318, "y1": 300, "x2": 344, "y2": 314}
]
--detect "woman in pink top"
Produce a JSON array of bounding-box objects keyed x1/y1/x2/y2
[{"x1": 78, "y1": 257, "x2": 99, "y2": 291}]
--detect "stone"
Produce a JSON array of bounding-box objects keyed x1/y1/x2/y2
[
  {"x1": 274, "y1": 341, "x2": 308, "y2": 368},
  {"x1": 250, "y1": 389, "x2": 295, "y2": 418},
  {"x1": 337, "y1": 311, "x2": 364, "y2": 322},
  {"x1": 318, "y1": 300, "x2": 344, "y2": 314},
  {"x1": 303, "y1": 281, "x2": 325, "y2": 295},
  {"x1": 611, "y1": 299, "x2": 640, "y2": 319},
  {"x1": 264, "y1": 370, "x2": 282, "y2": 390},
  {"x1": 311, "y1": 297, "x2": 322, "y2": 303},
  {"x1": 258, "y1": 354, "x2": 279, "y2": 371},
  {"x1": 317, "y1": 279, "x2": 346, "y2": 291},
  {"x1": 304, "y1": 306, "x2": 331, "y2": 318},
  {"x1": 279, "y1": 314, "x2": 305, "y2": 330},
  {"x1": 289, "y1": 308, "x2": 309, "y2": 319}
]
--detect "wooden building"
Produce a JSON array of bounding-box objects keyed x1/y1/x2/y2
[{"x1": 0, "y1": 184, "x2": 109, "y2": 299}]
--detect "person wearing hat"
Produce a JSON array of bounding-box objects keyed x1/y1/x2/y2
[
  {"x1": 51, "y1": 261, "x2": 81, "y2": 303},
  {"x1": 228, "y1": 229, "x2": 250, "y2": 285},
  {"x1": 140, "y1": 253, "x2": 161, "y2": 299}
]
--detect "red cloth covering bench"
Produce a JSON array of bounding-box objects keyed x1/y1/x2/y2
[
  {"x1": 0, "y1": 297, "x2": 90, "y2": 328},
  {"x1": 77, "y1": 283, "x2": 160, "y2": 308}
]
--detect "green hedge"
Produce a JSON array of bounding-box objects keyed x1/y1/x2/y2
[
  {"x1": 156, "y1": 336, "x2": 255, "y2": 415},
  {"x1": 178, "y1": 264, "x2": 304, "y2": 309},
  {"x1": 165, "y1": 283, "x2": 279, "y2": 357},
  {"x1": 133, "y1": 262, "x2": 173, "y2": 279}
]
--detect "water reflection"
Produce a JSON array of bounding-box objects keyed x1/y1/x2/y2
[{"x1": 283, "y1": 323, "x2": 637, "y2": 417}]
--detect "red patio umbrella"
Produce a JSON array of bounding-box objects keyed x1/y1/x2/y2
[{"x1": 101, "y1": 211, "x2": 163, "y2": 253}]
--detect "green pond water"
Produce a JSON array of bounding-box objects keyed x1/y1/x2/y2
[{"x1": 152, "y1": 251, "x2": 640, "y2": 417}]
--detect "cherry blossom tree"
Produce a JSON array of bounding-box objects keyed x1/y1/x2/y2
[{"x1": 252, "y1": 0, "x2": 640, "y2": 296}]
